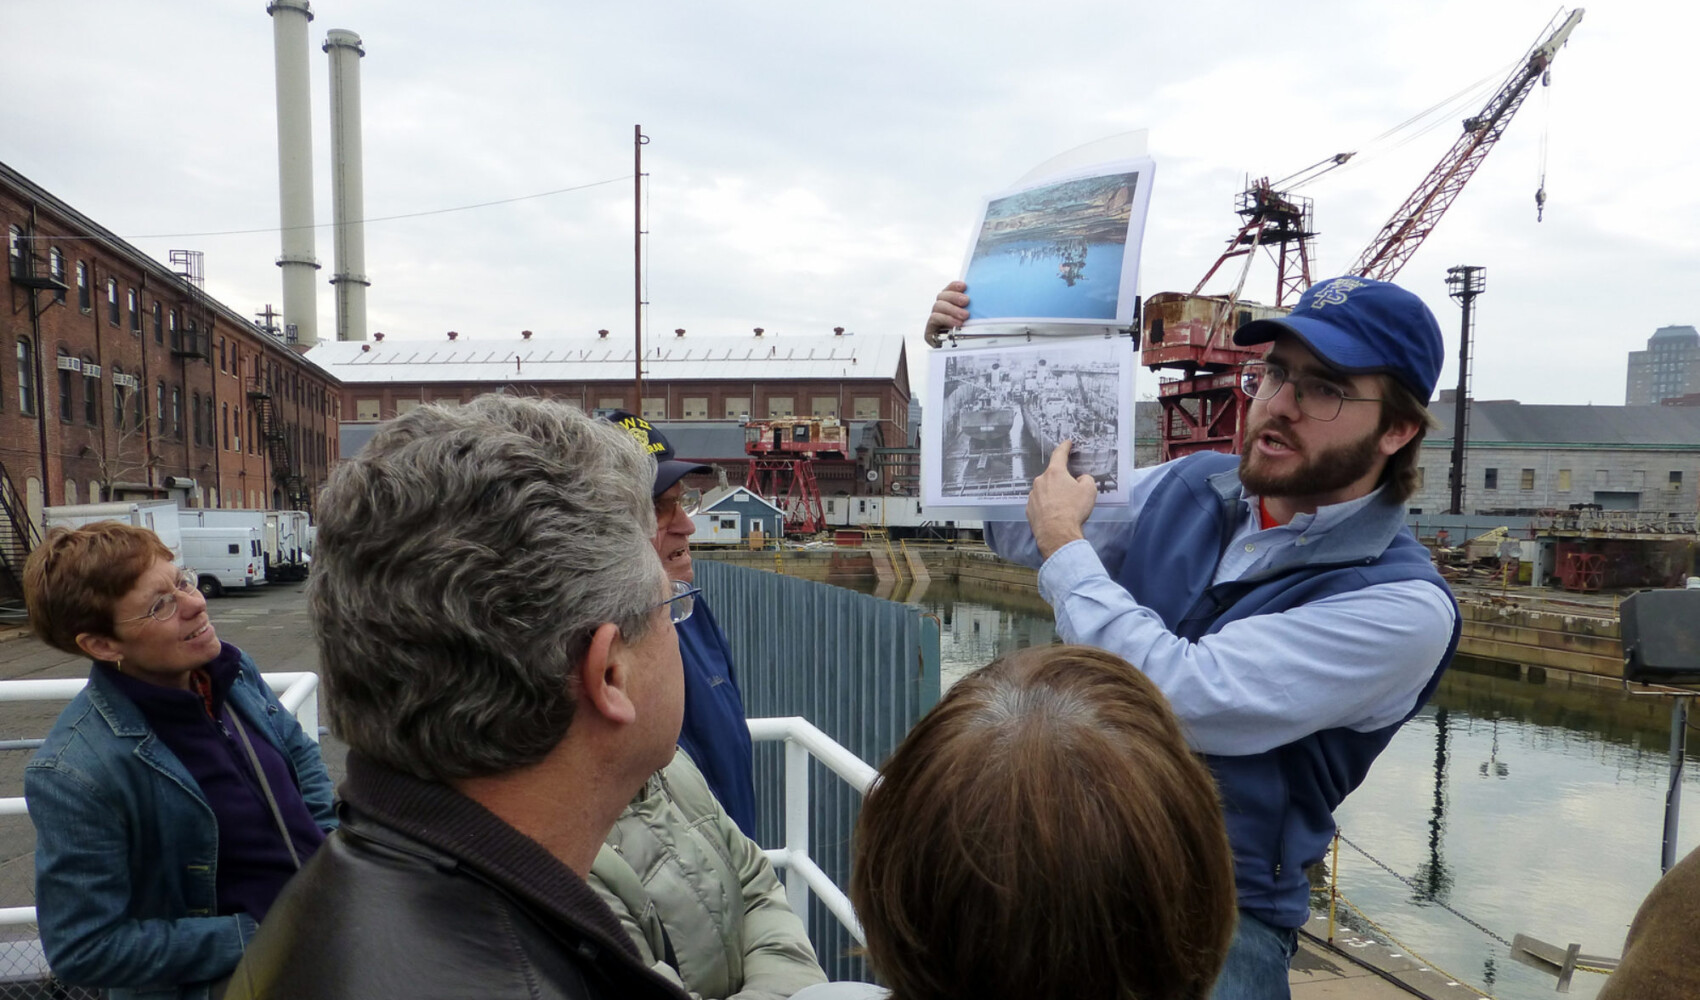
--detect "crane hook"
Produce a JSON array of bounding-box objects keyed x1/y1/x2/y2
[{"x1": 1535, "y1": 186, "x2": 1547, "y2": 222}]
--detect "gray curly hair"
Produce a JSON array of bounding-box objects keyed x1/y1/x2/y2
[{"x1": 308, "y1": 394, "x2": 661, "y2": 781}]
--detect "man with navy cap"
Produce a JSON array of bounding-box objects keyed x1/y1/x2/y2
[
  {"x1": 607, "y1": 411, "x2": 758, "y2": 835},
  {"x1": 927, "y1": 277, "x2": 1460, "y2": 999}
]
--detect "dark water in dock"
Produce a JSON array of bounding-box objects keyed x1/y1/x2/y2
[{"x1": 831, "y1": 575, "x2": 1700, "y2": 1000}]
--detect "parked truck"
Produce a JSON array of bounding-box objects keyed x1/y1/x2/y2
[
  {"x1": 180, "y1": 526, "x2": 265, "y2": 597},
  {"x1": 44, "y1": 501, "x2": 185, "y2": 566},
  {"x1": 181, "y1": 509, "x2": 309, "y2": 582}
]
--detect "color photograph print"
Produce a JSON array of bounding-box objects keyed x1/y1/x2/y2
[
  {"x1": 922, "y1": 338, "x2": 1133, "y2": 509},
  {"x1": 959, "y1": 158, "x2": 1153, "y2": 329}
]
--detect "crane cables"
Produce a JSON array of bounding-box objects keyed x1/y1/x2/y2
[{"x1": 1281, "y1": 56, "x2": 1520, "y2": 191}]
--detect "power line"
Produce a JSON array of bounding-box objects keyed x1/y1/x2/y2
[{"x1": 35, "y1": 175, "x2": 629, "y2": 242}]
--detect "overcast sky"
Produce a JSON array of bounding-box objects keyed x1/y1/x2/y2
[{"x1": 4, "y1": 1, "x2": 1691, "y2": 406}]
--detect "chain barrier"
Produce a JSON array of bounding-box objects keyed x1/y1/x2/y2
[
  {"x1": 1332, "y1": 832, "x2": 1614, "y2": 991},
  {"x1": 1336, "y1": 832, "x2": 1515, "y2": 949}
]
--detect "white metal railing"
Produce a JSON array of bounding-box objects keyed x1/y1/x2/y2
[
  {"x1": 0, "y1": 672, "x2": 321, "y2": 927},
  {"x1": 746, "y1": 716, "x2": 877, "y2": 945}
]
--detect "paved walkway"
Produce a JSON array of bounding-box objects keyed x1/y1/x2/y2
[{"x1": 1292, "y1": 915, "x2": 1489, "y2": 999}]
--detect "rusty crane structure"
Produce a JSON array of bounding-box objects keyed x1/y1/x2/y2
[{"x1": 1144, "y1": 9, "x2": 1584, "y2": 461}]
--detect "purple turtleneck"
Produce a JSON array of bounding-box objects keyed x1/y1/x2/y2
[{"x1": 98, "y1": 642, "x2": 325, "y2": 921}]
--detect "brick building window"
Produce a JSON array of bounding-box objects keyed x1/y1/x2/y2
[
  {"x1": 1413, "y1": 467, "x2": 1425, "y2": 491},
  {"x1": 853, "y1": 397, "x2": 880, "y2": 420},
  {"x1": 15, "y1": 339, "x2": 33, "y2": 416},
  {"x1": 152, "y1": 302, "x2": 163, "y2": 341},
  {"x1": 219, "y1": 337, "x2": 226, "y2": 372},
  {"x1": 192, "y1": 391, "x2": 202, "y2": 445},
  {"x1": 767, "y1": 397, "x2": 794, "y2": 418},
  {"x1": 128, "y1": 289, "x2": 140, "y2": 333},
  {"x1": 114, "y1": 366, "x2": 127, "y2": 428},
  {"x1": 5, "y1": 226, "x2": 22, "y2": 280},
  {"x1": 56, "y1": 349, "x2": 74, "y2": 422},
  {"x1": 812, "y1": 397, "x2": 837, "y2": 418},
  {"x1": 171, "y1": 386, "x2": 181, "y2": 438},
  {"x1": 48, "y1": 249, "x2": 64, "y2": 303},
  {"x1": 1483, "y1": 468, "x2": 1498, "y2": 490},
  {"x1": 76, "y1": 263, "x2": 90, "y2": 312},
  {"x1": 682, "y1": 397, "x2": 708, "y2": 419},
  {"x1": 396, "y1": 399, "x2": 422, "y2": 416},
  {"x1": 156, "y1": 381, "x2": 166, "y2": 428},
  {"x1": 167, "y1": 311, "x2": 177, "y2": 350},
  {"x1": 106, "y1": 279, "x2": 119, "y2": 326},
  {"x1": 356, "y1": 398, "x2": 380, "y2": 421},
  {"x1": 724, "y1": 397, "x2": 750, "y2": 420},
  {"x1": 1520, "y1": 469, "x2": 1535, "y2": 491},
  {"x1": 1671, "y1": 471, "x2": 1684, "y2": 492},
  {"x1": 641, "y1": 397, "x2": 666, "y2": 420},
  {"x1": 223, "y1": 403, "x2": 230, "y2": 449},
  {"x1": 83, "y1": 359, "x2": 98, "y2": 425},
  {"x1": 597, "y1": 397, "x2": 624, "y2": 412}
]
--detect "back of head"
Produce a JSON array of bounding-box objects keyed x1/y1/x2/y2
[
  {"x1": 851, "y1": 645, "x2": 1235, "y2": 1000},
  {"x1": 308, "y1": 393, "x2": 661, "y2": 783},
  {"x1": 24, "y1": 522, "x2": 174, "y2": 655}
]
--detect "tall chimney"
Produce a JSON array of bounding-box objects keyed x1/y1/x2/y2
[
  {"x1": 324, "y1": 29, "x2": 369, "y2": 342},
  {"x1": 268, "y1": 0, "x2": 320, "y2": 348}
]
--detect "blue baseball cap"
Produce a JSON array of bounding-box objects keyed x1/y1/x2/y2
[
  {"x1": 1232, "y1": 276, "x2": 1444, "y2": 401},
  {"x1": 605, "y1": 410, "x2": 711, "y2": 497}
]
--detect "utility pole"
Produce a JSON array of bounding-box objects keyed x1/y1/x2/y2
[
  {"x1": 635, "y1": 125, "x2": 649, "y2": 409},
  {"x1": 1445, "y1": 266, "x2": 1485, "y2": 515}
]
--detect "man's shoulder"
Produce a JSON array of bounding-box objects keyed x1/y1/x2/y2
[{"x1": 237, "y1": 822, "x2": 683, "y2": 1000}]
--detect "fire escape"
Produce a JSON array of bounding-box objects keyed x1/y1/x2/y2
[
  {"x1": 0, "y1": 234, "x2": 62, "y2": 600},
  {"x1": 247, "y1": 372, "x2": 311, "y2": 513}
]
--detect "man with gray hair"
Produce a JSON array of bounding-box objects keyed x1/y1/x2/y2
[{"x1": 227, "y1": 395, "x2": 694, "y2": 1000}]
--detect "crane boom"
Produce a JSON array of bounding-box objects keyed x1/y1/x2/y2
[{"x1": 1350, "y1": 8, "x2": 1584, "y2": 280}]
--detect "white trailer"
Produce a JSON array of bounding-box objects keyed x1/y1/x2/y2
[
  {"x1": 44, "y1": 501, "x2": 185, "y2": 566},
  {"x1": 266, "y1": 511, "x2": 311, "y2": 581},
  {"x1": 180, "y1": 526, "x2": 266, "y2": 597}
]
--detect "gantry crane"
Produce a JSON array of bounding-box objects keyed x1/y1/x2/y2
[{"x1": 1143, "y1": 9, "x2": 1584, "y2": 461}]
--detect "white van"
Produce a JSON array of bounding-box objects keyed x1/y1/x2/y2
[
  {"x1": 45, "y1": 501, "x2": 185, "y2": 567},
  {"x1": 266, "y1": 511, "x2": 311, "y2": 581},
  {"x1": 180, "y1": 526, "x2": 265, "y2": 597}
]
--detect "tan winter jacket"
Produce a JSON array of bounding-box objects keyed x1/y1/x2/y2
[{"x1": 589, "y1": 751, "x2": 827, "y2": 1000}]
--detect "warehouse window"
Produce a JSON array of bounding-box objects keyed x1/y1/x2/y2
[
  {"x1": 1671, "y1": 471, "x2": 1684, "y2": 492},
  {"x1": 767, "y1": 396, "x2": 794, "y2": 418},
  {"x1": 853, "y1": 397, "x2": 880, "y2": 420},
  {"x1": 1557, "y1": 469, "x2": 1571, "y2": 492},
  {"x1": 724, "y1": 397, "x2": 750, "y2": 420},
  {"x1": 355, "y1": 398, "x2": 381, "y2": 421},
  {"x1": 83, "y1": 358, "x2": 98, "y2": 425},
  {"x1": 15, "y1": 339, "x2": 33, "y2": 415},
  {"x1": 641, "y1": 397, "x2": 666, "y2": 420},
  {"x1": 812, "y1": 397, "x2": 837, "y2": 419},
  {"x1": 76, "y1": 263, "x2": 90, "y2": 311},
  {"x1": 1519, "y1": 469, "x2": 1535, "y2": 491},
  {"x1": 682, "y1": 396, "x2": 708, "y2": 419},
  {"x1": 57, "y1": 349, "x2": 74, "y2": 422},
  {"x1": 128, "y1": 289, "x2": 140, "y2": 333},
  {"x1": 48, "y1": 249, "x2": 64, "y2": 303},
  {"x1": 106, "y1": 279, "x2": 120, "y2": 325},
  {"x1": 1483, "y1": 468, "x2": 1498, "y2": 491},
  {"x1": 598, "y1": 397, "x2": 624, "y2": 412}
]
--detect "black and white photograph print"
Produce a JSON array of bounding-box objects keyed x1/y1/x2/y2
[
  {"x1": 923, "y1": 339, "x2": 1133, "y2": 508},
  {"x1": 959, "y1": 158, "x2": 1154, "y2": 329}
]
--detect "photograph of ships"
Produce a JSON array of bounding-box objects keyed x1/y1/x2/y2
[
  {"x1": 938, "y1": 344, "x2": 1125, "y2": 501},
  {"x1": 962, "y1": 169, "x2": 1141, "y2": 323}
]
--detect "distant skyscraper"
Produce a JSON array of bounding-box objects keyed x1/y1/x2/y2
[{"x1": 1626, "y1": 325, "x2": 1700, "y2": 405}]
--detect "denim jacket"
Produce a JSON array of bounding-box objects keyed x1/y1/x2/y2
[{"x1": 24, "y1": 644, "x2": 337, "y2": 1000}]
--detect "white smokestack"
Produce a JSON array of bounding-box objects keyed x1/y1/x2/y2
[
  {"x1": 268, "y1": 0, "x2": 319, "y2": 348},
  {"x1": 324, "y1": 28, "x2": 369, "y2": 342}
]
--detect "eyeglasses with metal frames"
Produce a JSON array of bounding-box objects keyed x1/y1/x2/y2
[
  {"x1": 1238, "y1": 361, "x2": 1382, "y2": 422},
  {"x1": 655, "y1": 579, "x2": 701, "y2": 625},
  {"x1": 119, "y1": 571, "x2": 199, "y2": 625},
  {"x1": 654, "y1": 488, "x2": 702, "y2": 522}
]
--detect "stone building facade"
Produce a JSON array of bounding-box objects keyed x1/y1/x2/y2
[{"x1": 1407, "y1": 399, "x2": 1700, "y2": 515}]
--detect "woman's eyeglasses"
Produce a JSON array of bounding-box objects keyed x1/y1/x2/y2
[{"x1": 119, "y1": 572, "x2": 199, "y2": 624}]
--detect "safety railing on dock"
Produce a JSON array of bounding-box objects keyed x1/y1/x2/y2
[{"x1": 0, "y1": 673, "x2": 321, "y2": 999}]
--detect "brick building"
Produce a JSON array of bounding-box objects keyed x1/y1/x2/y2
[
  {"x1": 1, "y1": 161, "x2": 340, "y2": 535},
  {"x1": 308, "y1": 327, "x2": 912, "y2": 494}
]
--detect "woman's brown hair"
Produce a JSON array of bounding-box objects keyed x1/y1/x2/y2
[
  {"x1": 850, "y1": 645, "x2": 1236, "y2": 1000},
  {"x1": 23, "y1": 522, "x2": 174, "y2": 655}
]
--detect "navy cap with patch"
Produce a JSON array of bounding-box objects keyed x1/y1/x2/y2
[
  {"x1": 605, "y1": 410, "x2": 712, "y2": 498},
  {"x1": 1233, "y1": 276, "x2": 1443, "y2": 401}
]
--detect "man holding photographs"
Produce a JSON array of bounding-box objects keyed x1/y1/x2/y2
[{"x1": 928, "y1": 275, "x2": 1460, "y2": 1000}]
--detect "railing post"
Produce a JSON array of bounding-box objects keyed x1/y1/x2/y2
[{"x1": 785, "y1": 736, "x2": 811, "y2": 925}]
